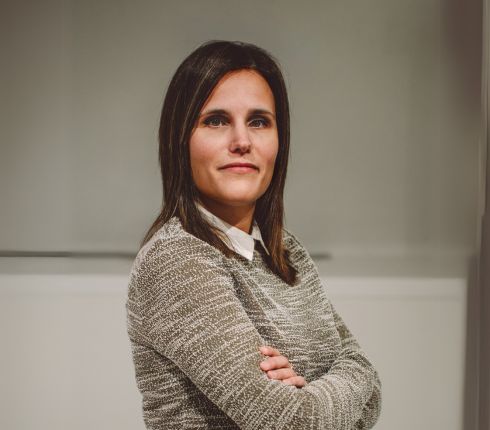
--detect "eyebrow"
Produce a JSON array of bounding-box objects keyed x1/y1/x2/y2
[{"x1": 199, "y1": 108, "x2": 276, "y2": 118}]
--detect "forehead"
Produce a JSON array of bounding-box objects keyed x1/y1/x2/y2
[{"x1": 202, "y1": 69, "x2": 275, "y2": 111}]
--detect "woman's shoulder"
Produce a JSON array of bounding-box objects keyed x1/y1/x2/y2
[
  {"x1": 131, "y1": 216, "x2": 224, "y2": 276},
  {"x1": 281, "y1": 226, "x2": 303, "y2": 249},
  {"x1": 282, "y1": 226, "x2": 309, "y2": 257},
  {"x1": 282, "y1": 226, "x2": 319, "y2": 275}
]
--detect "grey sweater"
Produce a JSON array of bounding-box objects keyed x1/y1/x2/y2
[{"x1": 126, "y1": 216, "x2": 382, "y2": 429}]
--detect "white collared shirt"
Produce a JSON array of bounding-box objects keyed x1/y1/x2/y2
[{"x1": 196, "y1": 202, "x2": 270, "y2": 261}]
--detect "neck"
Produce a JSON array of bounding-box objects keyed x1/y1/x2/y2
[{"x1": 197, "y1": 197, "x2": 255, "y2": 234}]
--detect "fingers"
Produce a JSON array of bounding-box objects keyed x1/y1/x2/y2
[
  {"x1": 265, "y1": 367, "x2": 297, "y2": 380},
  {"x1": 259, "y1": 345, "x2": 291, "y2": 371},
  {"x1": 259, "y1": 345, "x2": 281, "y2": 357},
  {"x1": 282, "y1": 376, "x2": 306, "y2": 388},
  {"x1": 259, "y1": 354, "x2": 291, "y2": 371},
  {"x1": 258, "y1": 345, "x2": 306, "y2": 388}
]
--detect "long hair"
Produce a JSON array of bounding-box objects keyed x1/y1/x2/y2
[{"x1": 140, "y1": 40, "x2": 298, "y2": 286}]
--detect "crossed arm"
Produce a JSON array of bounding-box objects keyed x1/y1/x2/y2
[
  {"x1": 328, "y1": 301, "x2": 382, "y2": 429},
  {"x1": 135, "y1": 236, "x2": 381, "y2": 429}
]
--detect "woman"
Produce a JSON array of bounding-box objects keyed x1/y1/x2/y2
[{"x1": 126, "y1": 40, "x2": 382, "y2": 429}]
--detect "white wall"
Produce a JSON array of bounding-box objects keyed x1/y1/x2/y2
[{"x1": 0, "y1": 263, "x2": 467, "y2": 430}]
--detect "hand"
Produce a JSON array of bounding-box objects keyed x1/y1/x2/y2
[{"x1": 259, "y1": 346, "x2": 306, "y2": 388}]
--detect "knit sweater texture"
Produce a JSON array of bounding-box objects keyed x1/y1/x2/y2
[{"x1": 126, "y1": 216, "x2": 382, "y2": 429}]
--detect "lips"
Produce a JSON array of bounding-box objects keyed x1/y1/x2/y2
[{"x1": 220, "y1": 162, "x2": 258, "y2": 170}]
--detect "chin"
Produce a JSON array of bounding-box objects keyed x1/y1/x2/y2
[
  {"x1": 210, "y1": 193, "x2": 259, "y2": 207},
  {"x1": 215, "y1": 186, "x2": 262, "y2": 201},
  {"x1": 220, "y1": 197, "x2": 258, "y2": 207}
]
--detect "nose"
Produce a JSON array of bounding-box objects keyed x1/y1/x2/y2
[{"x1": 229, "y1": 122, "x2": 251, "y2": 154}]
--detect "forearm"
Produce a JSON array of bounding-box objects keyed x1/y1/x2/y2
[
  {"x1": 283, "y1": 229, "x2": 382, "y2": 428},
  {"x1": 302, "y1": 350, "x2": 377, "y2": 428},
  {"x1": 311, "y1": 299, "x2": 382, "y2": 429},
  {"x1": 354, "y1": 371, "x2": 382, "y2": 430}
]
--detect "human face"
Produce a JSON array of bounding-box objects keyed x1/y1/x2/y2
[{"x1": 189, "y1": 69, "x2": 279, "y2": 217}]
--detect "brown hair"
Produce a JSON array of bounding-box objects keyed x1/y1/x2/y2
[{"x1": 141, "y1": 40, "x2": 298, "y2": 285}]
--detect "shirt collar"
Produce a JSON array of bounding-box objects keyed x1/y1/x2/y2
[{"x1": 196, "y1": 202, "x2": 270, "y2": 261}]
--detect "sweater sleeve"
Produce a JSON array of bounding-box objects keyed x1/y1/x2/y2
[
  {"x1": 134, "y1": 236, "x2": 376, "y2": 430},
  {"x1": 284, "y1": 228, "x2": 382, "y2": 429},
  {"x1": 328, "y1": 302, "x2": 382, "y2": 430}
]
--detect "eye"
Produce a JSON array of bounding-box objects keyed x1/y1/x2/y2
[
  {"x1": 249, "y1": 117, "x2": 270, "y2": 128},
  {"x1": 203, "y1": 115, "x2": 228, "y2": 127}
]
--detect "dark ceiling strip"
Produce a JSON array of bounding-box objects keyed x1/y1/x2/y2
[{"x1": 0, "y1": 250, "x2": 136, "y2": 259}]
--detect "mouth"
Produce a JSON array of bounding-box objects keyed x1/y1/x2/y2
[{"x1": 220, "y1": 162, "x2": 259, "y2": 171}]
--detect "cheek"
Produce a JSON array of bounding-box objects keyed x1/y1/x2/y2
[
  {"x1": 264, "y1": 141, "x2": 279, "y2": 170},
  {"x1": 189, "y1": 137, "x2": 223, "y2": 191},
  {"x1": 190, "y1": 136, "x2": 212, "y2": 171},
  {"x1": 190, "y1": 129, "x2": 225, "y2": 159}
]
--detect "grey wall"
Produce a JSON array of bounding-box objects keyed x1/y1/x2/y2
[{"x1": 0, "y1": 0, "x2": 482, "y2": 276}]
